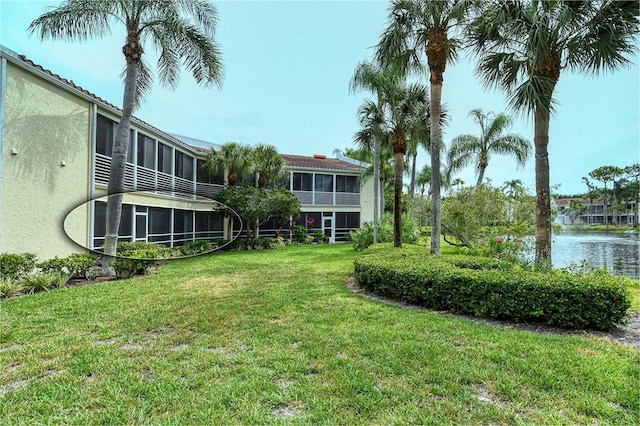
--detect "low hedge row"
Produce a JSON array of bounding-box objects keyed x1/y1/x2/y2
[{"x1": 354, "y1": 244, "x2": 631, "y2": 330}]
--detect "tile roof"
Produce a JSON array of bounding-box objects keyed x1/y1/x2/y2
[{"x1": 281, "y1": 154, "x2": 364, "y2": 172}]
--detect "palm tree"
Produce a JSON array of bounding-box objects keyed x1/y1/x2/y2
[
  {"x1": 29, "y1": 0, "x2": 223, "y2": 273},
  {"x1": 355, "y1": 80, "x2": 428, "y2": 247},
  {"x1": 251, "y1": 144, "x2": 284, "y2": 189},
  {"x1": 376, "y1": 0, "x2": 470, "y2": 254},
  {"x1": 350, "y1": 60, "x2": 397, "y2": 244},
  {"x1": 353, "y1": 94, "x2": 392, "y2": 244},
  {"x1": 407, "y1": 104, "x2": 449, "y2": 200},
  {"x1": 467, "y1": 0, "x2": 639, "y2": 261},
  {"x1": 447, "y1": 109, "x2": 531, "y2": 187},
  {"x1": 204, "y1": 142, "x2": 252, "y2": 187},
  {"x1": 383, "y1": 82, "x2": 429, "y2": 247},
  {"x1": 502, "y1": 179, "x2": 524, "y2": 198},
  {"x1": 416, "y1": 164, "x2": 432, "y2": 198},
  {"x1": 589, "y1": 165, "x2": 623, "y2": 230}
]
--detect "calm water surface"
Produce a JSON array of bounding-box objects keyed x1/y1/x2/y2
[{"x1": 548, "y1": 231, "x2": 640, "y2": 278}]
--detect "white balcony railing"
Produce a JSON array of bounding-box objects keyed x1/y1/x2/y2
[
  {"x1": 95, "y1": 154, "x2": 223, "y2": 200},
  {"x1": 292, "y1": 190, "x2": 360, "y2": 206}
]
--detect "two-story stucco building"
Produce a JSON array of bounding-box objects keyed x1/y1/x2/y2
[{"x1": 0, "y1": 45, "x2": 373, "y2": 260}]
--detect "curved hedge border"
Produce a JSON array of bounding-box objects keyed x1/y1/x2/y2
[{"x1": 354, "y1": 244, "x2": 631, "y2": 330}]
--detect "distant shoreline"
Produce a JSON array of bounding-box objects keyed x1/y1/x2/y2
[{"x1": 561, "y1": 225, "x2": 639, "y2": 235}]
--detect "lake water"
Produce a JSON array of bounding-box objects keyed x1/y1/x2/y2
[{"x1": 542, "y1": 231, "x2": 640, "y2": 279}]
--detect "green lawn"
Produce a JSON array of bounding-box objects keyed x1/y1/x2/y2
[{"x1": 1, "y1": 244, "x2": 638, "y2": 424}]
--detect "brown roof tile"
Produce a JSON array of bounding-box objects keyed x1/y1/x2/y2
[{"x1": 281, "y1": 154, "x2": 364, "y2": 172}]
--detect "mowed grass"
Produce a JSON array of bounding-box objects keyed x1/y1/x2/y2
[{"x1": 1, "y1": 244, "x2": 638, "y2": 425}]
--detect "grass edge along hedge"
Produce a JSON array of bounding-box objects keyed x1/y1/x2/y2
[{"x1": 354, "y1": 244, "x2": 631, "y2": 330}]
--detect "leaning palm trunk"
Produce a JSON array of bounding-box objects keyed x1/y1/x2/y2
[
  {"x1": 534, "y1": 108, "x2": 552, "y2": 261},
  {"x1": 102, "y1": 60, "x2": 139, "y2": 275},
  {"x1": 429, "y1": 83, "x2": 443, "y2": 255}
]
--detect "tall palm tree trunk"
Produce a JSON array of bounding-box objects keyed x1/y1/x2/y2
[
  {"x1": 373, "y1": 139, "x2": 380, "y2": 243},
  {"x1": 534, "y1": 108, "x2": 552, "y2": 261},
  {"x1": 103, "y1": 61, "x2": 138, "y2": 274},
  {"x1": 409, "y1": 153, "x2": 417, "y2": 200},
  {"x1": 430, "y1": 83, "x2": 442, "y2": 255},
  {"x1": 392, "y1": 128, "x2": 406, "y2": 247},
  {"x1": 476, "y1": 158, "x2": 487, "y2": 186}
]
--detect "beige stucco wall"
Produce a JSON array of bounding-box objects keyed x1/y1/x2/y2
[
  {"x1": 359, "y1": 175, "x2": 375, "y2": 225},
  {"x1": 1, "y1": 63, "x2": 91, "y2": 260}
]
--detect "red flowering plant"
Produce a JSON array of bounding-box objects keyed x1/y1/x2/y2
[
  {"x1": 489, "y1": 236, "x2": 522, "y2": 261},
  {"x1": 306, "y1": 217, "x2": 315, "y2": 230}
]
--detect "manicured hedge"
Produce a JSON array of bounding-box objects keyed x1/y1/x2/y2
[{"x1": 354, "y1": 244, "x2": 631, "y2": 330}]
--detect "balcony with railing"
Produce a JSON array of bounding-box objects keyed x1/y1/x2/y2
[
  {"x1": 291, "y1": 190, "x2": 360, "y2": 206},
  {"x1": 95, "y1": 154, "x2": 223, "y2": 200}
]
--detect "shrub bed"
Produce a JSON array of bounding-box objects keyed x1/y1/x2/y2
[{"x1": 354, "y1": 244, "x2": 631, "y2": 330}]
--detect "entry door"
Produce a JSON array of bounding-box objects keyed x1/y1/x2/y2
[
  {"x1": 135, "y1": 210, "x2": 148, "y2": 242},
  {"x1": 323, "y1": 217, "x2": 333, "y2": 243}
]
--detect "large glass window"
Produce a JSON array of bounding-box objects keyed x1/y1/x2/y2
[
  {"x1": 196, "y1": 159, "x2": 224, "y2": 184},
  {"x1": 195, "y1": 211, "x2": 224, "y2": 233},
  {"x1": 335, "y1": 212, "x2": 360, "y2": 229},
  {"x1": 175, "y1": 151, "x2": 194, "y2": 180},
  {"x1": 93, "y1": 202, "x2": 133, "y2": 247},
  {"x1": 96, "y1": 115, "x2": 134, "y2": 162},
  {"x1": 174, "y1": 210, "x2": 193, "y2": 233},
  {"x1": 157, "y1": 142, "x2": 172, "y2": 174},
  {"x1": 336, "y1": 175, "x2": 359, "y2": 193},
  {"x1": 292, "y1": 173, "x2": 312, "y2": 191},
  {"x1": 149, "y1": 207, "x2": 171, "y2": 235},
  {"x1": 137, "y1": 134, "x2": 156, "y2": 169},
  {"x1": 96, "y1": 114, "x2": 115, "y2": 156},
  {"x1": 315, "y1": 174, "x2": 333, "y2": 192}
]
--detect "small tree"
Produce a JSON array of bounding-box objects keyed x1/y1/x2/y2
[
  {"x1": 442, "y1": 184, "x2": 534, "y2": 250},
  {"x1": 217, "y1": 186, "x2": 300, "y2": 239}
]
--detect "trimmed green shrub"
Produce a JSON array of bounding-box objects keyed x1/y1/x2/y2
[
  {"x1": 37, "y1": 256, "x2": 68, "y2": 274},
  {"x1": 66, "y1": 253, "x2": 98, "y2": 278},
  {"x1": 111, "y1": 248, "x2": 158, "y2": 278},
  {"x1": 293, "y1": 225, "x2": 308, "y2": 243},
  {"x1": 37, "y1": 253, "x2": 98, "y2": 278},
  {"x1": 0, "y1": 253, "x2": 37, "y2": 280},
  {"x1": 354, "y1": 244, "x2": 632, "y2": 330},
  {"x1": 181, "y1": 240, "x2": 213, "y2": 255}
]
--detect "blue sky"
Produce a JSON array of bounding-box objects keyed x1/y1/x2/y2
[{"x1": 1, "y1": 0, "x2": 638, "y2": 195}]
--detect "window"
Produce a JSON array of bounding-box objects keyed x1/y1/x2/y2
[
  {"x1": 175, "y1": 151, "x2": 194, "y2": 180},
  {"x1": 336, "y1": 212, "x2": 360, "y2": 229},
  {"x1": 137, "y1": 134, "x2": 156, "y2": 169},
  {"x1": 174, "y1": 210, "x2": 193, "y2": 233},
  {"x1": 173, "y1": 209, "x2": 194, "y2": 243},
  {"x1": 96, "y1": 115, "x2": 134, "y2": 162},
  {"x1": 96, "y1": 114, "x2": 115, "y2": 156},
  {"x1": 315, "y1": 174, "x2": 333, "y2": 192},
  {"x1": 157, "y1": 142, "x2": 172, "y2": 174},
  {"x1": 292, "y1": 173, "x2": 312, "y2": 191},
  {"x1": 195, "y1": 211, "x2": 224, "y2": 232},
  {"x1": 336, "y1": 175, "x2": 359, "y2": 193},
  {"x1": 196, "y1": 159, "x2": 224, "y2": 184},
  {"x1": 149, "y1": 208, "x2": 171, "y2": 236},
  {"x1": 93, "y1": 202, "x2": 133, "y2": 247}
]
